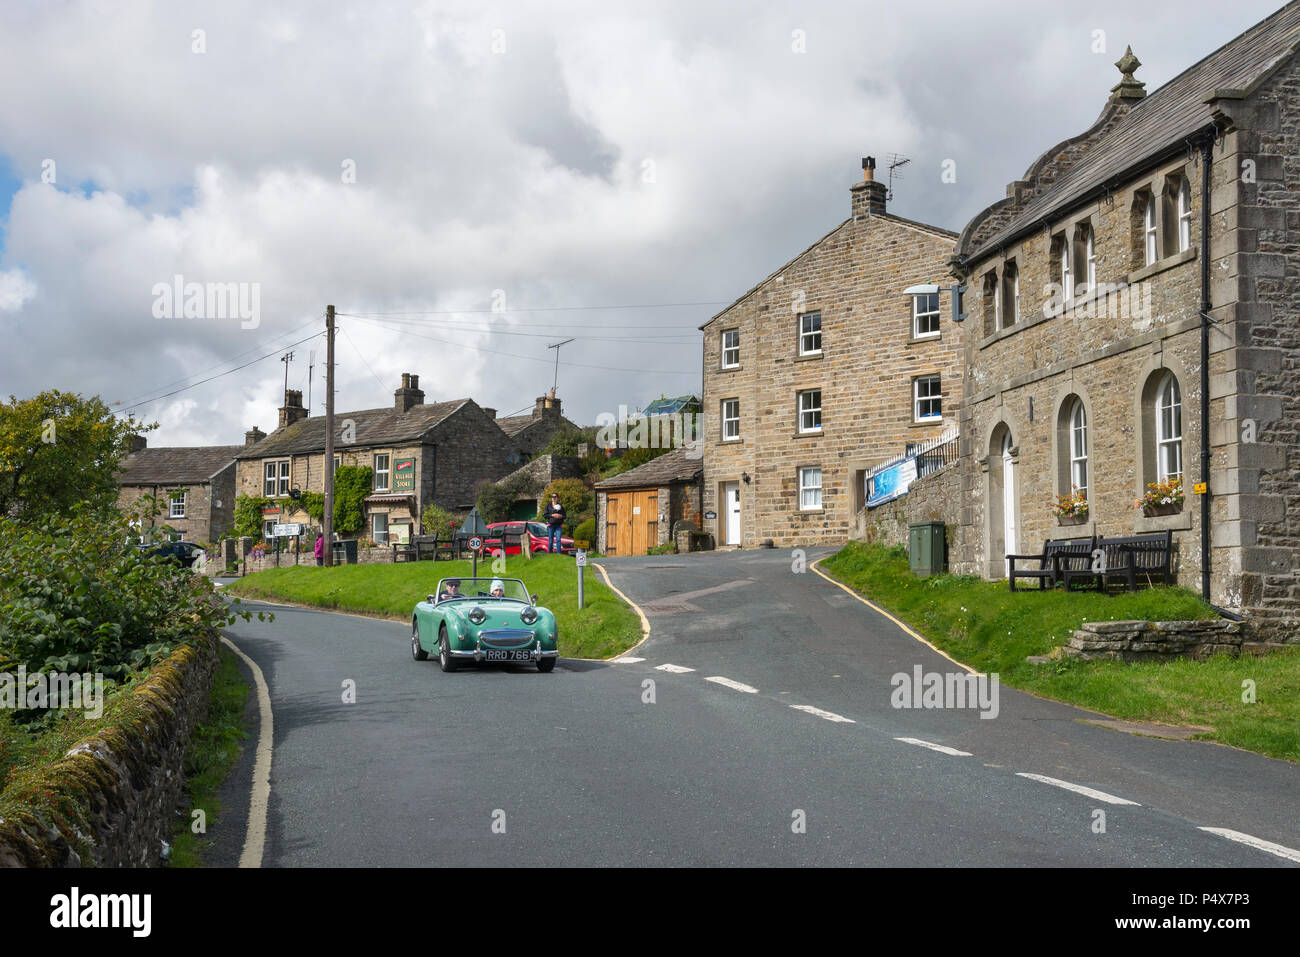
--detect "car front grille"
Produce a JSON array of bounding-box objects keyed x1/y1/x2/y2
[{"x1": 481, "y1": 629, "x2": 535, "y2": 649}]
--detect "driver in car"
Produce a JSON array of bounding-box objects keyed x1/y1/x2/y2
[
  {"x1": 490, "y1": 579, "x2": 506, "y2": 598},
  {"x1": 438, "y1": 579, "x2": 462, "y2": 602}
]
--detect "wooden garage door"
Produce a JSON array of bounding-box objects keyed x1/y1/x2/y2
[{"x1": 605, "y1": 490, "x2": 657, "y2": 556}]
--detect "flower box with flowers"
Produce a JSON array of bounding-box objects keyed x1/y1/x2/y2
[
  {"x1": 1136, "y1": 476, "x2": 1183, "y2": 517},
  {"x1": 1051, "y1": 488, "x2": 1089, "y2": 525}
]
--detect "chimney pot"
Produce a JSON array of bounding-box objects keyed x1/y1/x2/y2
[
  {"x1": 395, "y1": 372, "x2": 425, "y2": 413},
  {"x1": 852, "y1": 156, "x2": 888, "y2": 219}
]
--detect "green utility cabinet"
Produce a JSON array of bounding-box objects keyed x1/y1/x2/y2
[{"x1": 908, "y1": 522, "x2": 946, "y2": 577}]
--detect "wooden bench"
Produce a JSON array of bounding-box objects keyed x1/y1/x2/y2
[
  {"x1": 392, "y1": 535, "x2": 454, "y2": 562},
  {"x1": 1060, "y1": 530, "x2": 1174, "y2": 592},
  {"x1": 1007, "y1": 537, "x2": 1095, "y2": 592}
]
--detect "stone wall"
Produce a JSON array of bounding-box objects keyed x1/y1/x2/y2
[
  {"x1": 853, "y1": 462, "x2": 965, "y2": 562},
  {"x1": 701, "y1": 178, "x2": 962, "y2": 549},
  {"x1": 0, "y1": 630, "x2": 220, "y2": 867},
  {"x1": 1065, "y1": 619, "x2": 1246, "y2": 661}
]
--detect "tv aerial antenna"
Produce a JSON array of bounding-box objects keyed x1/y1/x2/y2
[{"x1": 886, "y1": 154, "x2": 910, "y2": 201}]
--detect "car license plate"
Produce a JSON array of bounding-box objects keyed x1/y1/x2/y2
[{"x1": 484, "y1": 649, "x2": 532, "y2": 661}]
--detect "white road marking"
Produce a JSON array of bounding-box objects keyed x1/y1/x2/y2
[
  {"x1": 790, "y1": 704, "x2": 855, "y2": 723},
  {"x1": 614, "y1": 656, "x2": 646, "y2": 663},
  {"x1": 655, "y1": 663, "x2": 695, "y2": 673},
  {"x1": 895, "y1": 737, "x2": 972, "y2": 757},
  {"x1": 1016, "y1": 773, "x2": 1140, "y2": 806},
  {"x1": 220, "y1": 635, "x2": 274, "y2": 868},
  {"x1": 1198, "y1": 827, "x2": 1300, "y2": 864},
  {"x1": 705, "y1": 676, "x2": 759, "y2": 693}
]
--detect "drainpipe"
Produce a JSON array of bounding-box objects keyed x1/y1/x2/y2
[{"x1": 1199, "y1": 134, "x2": 1213, "y2": 602}]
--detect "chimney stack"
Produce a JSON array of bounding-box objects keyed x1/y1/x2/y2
[
  {"x1": 128, "y1": 434, "x2": 147, "y2": 454},
  {"x1": 852, "y1": 155, "x2": 888, "y2": 219},
  {"x1": 533, "y1": 393, "x2": 561, "y2": 420},
  {"x1": 481, "y1": 407, "x2": 497, "y2": 420},
  {"x1": 278, "y1": 390, "x2": 307, "y2": 428},
  {"x1": 245, "y1": 426, "x2": 267, "y2": 447},
  {"x1": 395, "y1": 372, "x2": 425, "y2": 414}
]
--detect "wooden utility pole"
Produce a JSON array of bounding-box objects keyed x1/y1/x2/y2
[{"x1": 323, "y1": 305, "x2": 336, "y2": 566}]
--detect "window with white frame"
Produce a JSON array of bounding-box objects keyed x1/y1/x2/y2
[
  {"x1": 1157, "y1": 373, "x2": 1183, "y2": 481},
  {"x1": 913, "y1": 375, "x2": 942, "y2": 422},
  {"x1": 913, "y1": 292, "x2": 940, "y2": 339},
  {"x1": 1144, "y1": 194, "x2": 1158, "y2": 265},
  {"x1": 372, "y1": 512, "x2": 388, "y2": 544},
  {"x1": 797, "y1": 390, "x2": 822, "y2": 433},
  {"x1": 264, "y1": 462, "x2": 277, "y2": 496},
  {"x1": 278, "y1": 460, "x2": 290, "y2": 496},
  {"x1": 263, "y1": 520, "x2": 275, "y2": 539},
  {"x1": 1060, "y1": 237, "x2": 1073, "y2": 302},
  {"x1": 1177, "y1": 178, "x2": 1192, "y2": 252},
  {"x1": 722, "y1": 399, "x2": 740, "y2": 441},
  {"x1": 1069, "y1": 400, "x2": 1088, "y2": 497},
  {"x1": 1084, "y1": 227, "x2": 1096, "y2": 294},
  {"x1": 170, "y1": 490, "x2": 187, "y2": 519},
  {"x1": 374, "y1": 453, "x2": 390, "y2": 491},
  {"x1": 721, "y1": 329, "x2": 740, "y2": 368},
  {"x1": 799, "y1": 311, "x2": 822, "y2": 355},
  {"x1": 798, "y1": 467, "x2": 822, "y2": 510}
]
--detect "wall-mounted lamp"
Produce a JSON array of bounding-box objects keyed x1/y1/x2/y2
[{"x1": 742, "y1": 472, "x2": 751, "y2": 484}]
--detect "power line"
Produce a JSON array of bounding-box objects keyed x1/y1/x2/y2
[
  {"x1": 346, "y1": 315, "x2": 698, "y2": 376},
  {"x1": 114, "y1": 330, "x2": 325, "y2": 415},
  {"x1": 341, "y1": 325, "x2": 389, "y2": 393}
]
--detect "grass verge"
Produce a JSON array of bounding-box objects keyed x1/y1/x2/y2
[
  {"x1": 226, "y1": 552, "x2": 641, "y2": 659},
  {"x1": 821, "y1": 542, "x2": 1300, "y2": 762},
  {"x1": 169, "y1": 645, "x2": 251, "y2": 867}
]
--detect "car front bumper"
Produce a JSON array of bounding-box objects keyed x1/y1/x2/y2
[{"x1": 448, "y1": 643, "x2": 560, "y2": 662}]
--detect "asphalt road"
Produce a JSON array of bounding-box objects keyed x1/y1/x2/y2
[{"x1": 211, "y1": 550, "x2": 1300, "y2": 867}]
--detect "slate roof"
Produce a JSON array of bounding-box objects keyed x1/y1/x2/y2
[
  {"x1": 119, "y1": 446, "x2": 243, "y2": 485},
  {"x1": 496, "y1": 414, "x2": 537, "y2": 437},
  {"x1": 235, "y1": 399, "x2": 468, "y2": 458},
  {"x1": 962, "y1": 2, "x2": 1300, "y2": 262},
  {"x1": 596, "y1": 445, "x2": 704, "y2": 490}
]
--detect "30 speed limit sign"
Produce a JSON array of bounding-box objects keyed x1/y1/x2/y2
[{"x1": 468, "y1": 536, "x2": 484, "y2": 551}]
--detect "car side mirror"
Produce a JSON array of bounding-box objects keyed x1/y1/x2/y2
[
  {"x1": 427, "y1": 594, "x2": 435, "y2": 604},
  {"x1": 531, "y1": 594, "x2": 538, "y2": 605}
]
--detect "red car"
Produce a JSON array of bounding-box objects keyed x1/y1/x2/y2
[{"x1": 483, "y1": 521, "x2": 575, "y2": 555}]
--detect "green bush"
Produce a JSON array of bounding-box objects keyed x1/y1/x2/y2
[
  {"x1": 0, "y1": 512, "x2": 263, "y2": 691},
  {"x1": 539, "y1": 478, "x2": 592, "y2": 533},
  {"x1": 573, "y1": 517, "x2": 596, "y2": 546},
  {"x1": 233, "y1": 495, "x2": 271, "y2": 540},
  {"x1": 421, "y1": 502, "x2": 462, "y2": 538},
  {"x1": 333, "y1": 466, "x2": 373, "y2": 536},
  {"x1": 476, "y1": 473, "x2": 539, "y2": 525}
]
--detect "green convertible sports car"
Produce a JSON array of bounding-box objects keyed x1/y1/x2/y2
[{"x1": 411, "y1": 576, "x2": 560, "y2": 673}]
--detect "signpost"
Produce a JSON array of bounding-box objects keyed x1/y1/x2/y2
[
  {"x1": 575, "y1": 550, "x2": 587, "y2": 609},
  {"x1": 469, "y1": 536, "x2": 484, "y2": 578}
]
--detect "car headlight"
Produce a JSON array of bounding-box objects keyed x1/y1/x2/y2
[
  {"x1": 520, "y1": 606, "x2": 538, "y2": 625},
  {"x1": 468, "y1": 607, "x2": 486, "y2": 625}
]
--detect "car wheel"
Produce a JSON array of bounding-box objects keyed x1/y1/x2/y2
[
  {"x1": 439, "y1": 626, "x2": 457, "y2": 673},
  {"x1": 537, "y1": 657, "x2": 556, "y2": 673},
  {"x1": 411, "y1": 619, "x2": 428, "y2": 661}
]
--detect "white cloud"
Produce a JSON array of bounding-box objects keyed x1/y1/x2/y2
[{"x1": 0, "y1": 269, "x2": 36, "y2": 311}]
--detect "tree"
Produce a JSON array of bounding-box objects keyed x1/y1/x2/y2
[
  {"x1": 538, "y1": 478, "x2": 592, "y2": 532},
  {"x1": 0, "y1": 390, "x2": 151, "y2": 522},
  {"x1": 476, "y1": 473, "x2": 537, "y2": 525}
]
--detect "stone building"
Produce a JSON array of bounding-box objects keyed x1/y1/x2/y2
[
  {"x1": 595, "y1": 445, "x2": 704, "y2": 555},
  {"x1": 865, "y1": 5, "x2": 1300, "y2": 643},
  {"x1": 700, "y1": 158, "x2": 963, "y2": 547},
  {"x1": 233, "y1": 374, "x2": 524, "y2": 543},
  {"x1": 117, "y1": 437, "x2": 242, "y2": 542},
  {"x1": 492, "y1": 391, "x2": 577, "y2": 457}
]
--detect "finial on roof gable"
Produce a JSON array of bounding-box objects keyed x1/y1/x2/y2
[{"x1": 1110, "y1": 45, "x2": 1146, "y2": 103}]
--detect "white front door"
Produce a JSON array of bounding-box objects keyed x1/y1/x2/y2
[
  {"x1": 1001, "y1": 433, "x2": 1016, "y2": 573},
  {"x1": 723, "y1": 482, "x2": 741, "y2": 545}
]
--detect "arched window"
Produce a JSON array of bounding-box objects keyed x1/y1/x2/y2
[
  {"x1": 1177, "y1": 178, "x2": 1192, "y2": 252},
  {"x1": 1143, "y1": 195, "x2": 1157, "y2": 265},
  {"x1": 1069, "y1": 400, "x2": 1088, "y2": 497},
  {"x1": 1060, "y1": 240, "x2": 1072, "y2": 302},
  {"x1": 1156, "y1": 374, "x2": 1183, "y2": 481}
]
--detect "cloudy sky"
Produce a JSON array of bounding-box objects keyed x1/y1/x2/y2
[{"x1": 0, "y1": 0, "x2": 1283, "y2": 445}]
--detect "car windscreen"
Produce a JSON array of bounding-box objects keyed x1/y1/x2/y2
[
  {"x1": 528, "y1": 523, "x2": 547, "y2": 537},
  {"x1": 436, "y1": 578, "x2": 530, "y2": 602}
]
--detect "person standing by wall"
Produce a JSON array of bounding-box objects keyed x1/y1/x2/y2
[
  {"x1": 314, "y1": 532, "x2": 324, "y2": 566},
  {"x1": 543, "y1": 493, "x2": 565, "y2": 553}
]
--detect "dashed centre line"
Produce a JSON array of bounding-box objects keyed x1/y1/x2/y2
[
  {"x1": 895, "y1": 737, "x2": 972, "y2": 757},
  {"x1": 1198, "y1": 827, "x2": 1300, "y2": 864},
  {"x1": 705, "y1": 676, "x2": 759, "y2": 693},
  {"x1": 655, "y1": 663, "x2": 695, "y2": 673},
  {"x1": 790, "y1": 704, "x2": 854, "y2": 723},
  {"x1": 1016, "y1": 773, "x2": 1141, "y2": 806}
]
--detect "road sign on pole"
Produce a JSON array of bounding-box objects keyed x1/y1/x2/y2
[{"x1": 576, "y1": 550, "x2": 586, "y2": 609}]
